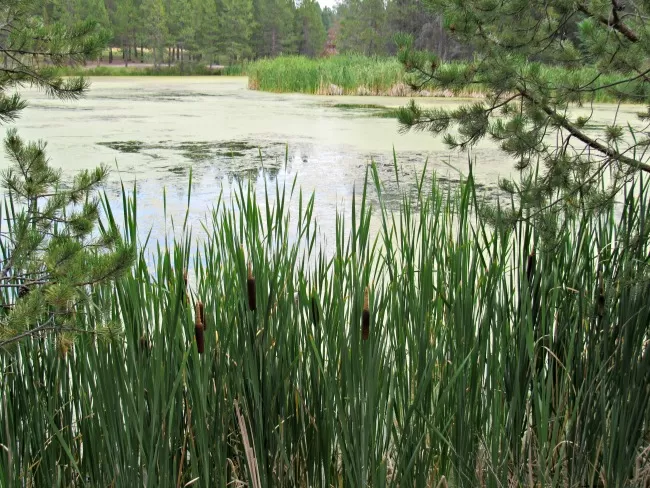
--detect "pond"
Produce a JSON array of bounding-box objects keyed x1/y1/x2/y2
[{"x1": 4, "y1": 76, "x2": 644, "y2": 249}]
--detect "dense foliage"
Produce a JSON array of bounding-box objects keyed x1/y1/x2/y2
[
  {"x1": 1, "y1": 165, "x2": 649, "y2": 486},
  {"x1": 397, "y1": 0, "x2": 650, "y2": 220},
  {"x1": 0, "y1": 0, "x2": 134, "y2": 347},
  {"x1": 39, "y1": 0, "x2": 468, "y2": 64}
]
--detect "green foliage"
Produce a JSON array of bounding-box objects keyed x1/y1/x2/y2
[
  {"x1": 248, "y1": 54, "x2": 643, "y2": 100},
  {"x1": 296, "y1": 0, "x2": 327, "y2": 57},
  {"x1": 338, "y1": 0, "x2": 388, "y2": 55},
  {"x1": 252, "y1": 0, "x2": 298, "y2": 57},
  {"x1": 141, "y1": 0, "x2": 168, "y2": 66},
  {"x1": 248, "y1": 54, "x2": 406, "y2": 94},
  {"x1": 217, "y1": 0, "x2": 254, "y2": 63},
  {"x1": 397, "y1": 0, "x2": 650, "y2": 213},
  {"x1": 0, "y1": 0, "x2": 133, "y2": 348},
  {"x1": 0, "y1": 131, "x2": 135, "y2": 348},
  {"x1": 1, "y1": 163, "x2": 648, "y2": 485}
]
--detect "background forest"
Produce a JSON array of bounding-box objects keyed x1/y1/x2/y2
[{"x1": 41, "y1": 0, "x2": 465, "y2": 65}]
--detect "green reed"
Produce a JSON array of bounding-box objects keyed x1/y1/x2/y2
[
  {"x1": 1, "y1": 161, "x2": 649, "y2": 487},
  {"x1": 247, "y1": 55, "x2": 648, "y2": 103}
]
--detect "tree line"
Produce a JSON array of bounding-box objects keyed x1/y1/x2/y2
[{"x1": 40, "y1": 0, "x2": 468, "y2": 66}]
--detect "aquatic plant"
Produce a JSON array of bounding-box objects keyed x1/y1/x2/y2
[
  {"x1": 1, "y1": 161, "x2": 648, "y2": 487},
  {"x1": 248, "y1": 55, "x2": 646, "y2": 103}
]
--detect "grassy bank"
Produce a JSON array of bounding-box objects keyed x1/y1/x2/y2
[
  {"x1": 52, "y1": 63, "x2": 246, "y2": 77},
  {"x1": 2, "y1": 161, "x2": 649, "y2": 486},
  {"x1": 248, "y1": 55, "x2": 648, "y2": 102}
]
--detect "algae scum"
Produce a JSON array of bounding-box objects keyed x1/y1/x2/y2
[{"x1": 98, "y1": 139, "x2": 289, "y2": 178}]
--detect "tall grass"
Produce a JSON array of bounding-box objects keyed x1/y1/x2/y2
[
  {"x1": 248, "y1": 55, "x2": 649, "y2": 102},
  {"x1": 1, "y1": 162, "x2": 649, "y2": 486},
  {"x1": 248, "y1": 55, "x2": 406, "y2": 95}
]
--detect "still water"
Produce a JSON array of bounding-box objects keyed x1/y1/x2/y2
[{"x1": 4, "y1": 76, "x2": 643, "y2": 248}]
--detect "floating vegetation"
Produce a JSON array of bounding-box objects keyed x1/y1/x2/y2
[
  {"x1": 98, "y1": 140, "x2": 147, "y2": 153},
  {"x1": 97, "y1": 139, "x2": 282, "y2": 163},
  {"x1": 332, "y1": 103, "x2": 388, "y2": 110}
]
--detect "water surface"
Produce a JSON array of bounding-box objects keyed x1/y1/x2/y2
[{"x1": 4, "y1": 76, "x2": 643, "y2": 248}]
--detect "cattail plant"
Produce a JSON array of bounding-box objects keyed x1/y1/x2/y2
[
  {"x1": 247, "y1": 261, "x2": 256, "y2": 312},
  {"x1": 139, "y1": 335, "x2": 151, "y2": 356},
  {"x1": 195, "y1": 300, "x2": 205, "y2": 354},
  {"x1": 183, "y1": 268, "x2": 189, "y2": 304},
  {"x1": 597, "y1": 268, "x2": 605, "y2": 318},
  {"x1": 362, "y1": 286, "x2": 370, "y2": 341},
  {"x1": 311, "y1": 288, "x2": 319, "y2": 326},
  {"x1": 526, "y1": 250, "x2": 536, "y2": 285}
]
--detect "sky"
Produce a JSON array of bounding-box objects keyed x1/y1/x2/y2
[{"x1": 317, "y1": 0, "x2": 339, "y2": 8}]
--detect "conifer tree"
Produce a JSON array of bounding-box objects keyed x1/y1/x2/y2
[
  {"x1": 338, "y1": 0, "x2": 388, "y2": 55},
  {"x1": 0, "y1": 0, "x2": 135, "y2": 348},
  {"x1": 397, "y1": 0, "x2": 650, "y2": 219},
  {"x1": 193, "y1": 0, "x2": 220, "y2": 65},
  {"x1": 296, "y1": 0, "x2": 326, "y2": 57},
  {"x1": 252, "y1": 0, "x2": 297, "y2": 58},
  {"x1": 217, "y1": 0, "x2": 253, "y2": 63},
  {"x1": 141, "y1": 0, "x2": 168, "y2": 66}
]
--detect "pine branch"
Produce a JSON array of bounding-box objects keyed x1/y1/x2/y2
[
  {"x1": 519, "y1": 89, "x2": 650, "y2": 173},
  {"x1": 577, "y1": 2, "x2": 640, "y2": 43}
]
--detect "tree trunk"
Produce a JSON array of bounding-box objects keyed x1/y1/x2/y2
[
  {"x1": 124, "y1": 43, "x2": 128, "y2": 67},
  {"x1": 109, "y1": 47, "x2": 113, "y2": 64}
]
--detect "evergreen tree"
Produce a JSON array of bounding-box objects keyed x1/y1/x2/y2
[
  {"x1": 141, "y1": 0, "x2": 168, "y2": 66},
  {"x1": 113, "y1": 0, "x2": 139, "y2": 65},
  {"x1": 338, "y1": 0, "x2": 388, "y2": 55},
  {"x1": 321, "y1": 6, "x2": 335, "y2": 32},
  {"x1": 0, "y1": 0, "x2": 134, "y2": 348},
  {"x1": 252, "y1": 0, "x2": 297, "y2": 58},
  {"x1": 193, "y1": 0, "x2": 219, "y2": 65},
  {"x1": 398, "y1": 0, "x2": 650, "y2": 220},
  {"x1": 296, "y1": 0, "x2": 326, "y2": 57},
  {"x1": 80, "y1": 0, "x2": 111, "y2": 28},
  {"x1": 217, "y1": 0, "x2": 253, "y2": 62},
  {"x1": 166, "y1": 0, "x2": 194, "y2": 65}
]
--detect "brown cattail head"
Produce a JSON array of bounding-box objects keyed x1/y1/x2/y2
[
  {"x1": 247, "y1": 261, "x2": 256, "y2": 312},
  {"x1": 311, "y1": 289, "x2": 319, "y2": 326},
  {"x1": 195, "y1": 301, "x2": 205, "y2": 354},
  {"x1": 362, "y1": 286, "x2": 370, "y2": 341},
  {"x1": 139, "y1": 335, "x2": 152, "y2": 356},
  {"x1": 195, "y1": 300, "x2": 205, "y2": 327},
  {"x1": 195, "y1": 324, "x2": 204, "y2": 354},
  {"x1": 183, "y1": 268, "x2": 189, "y2": 304},
  {"x1": 597, "y1": 269, "x2": 605, "y2": 317},
  {"x1": 526, "y1": 250, "x2": 536, "y2": 285},
  {"x1": 197, "y1": 300, "x2": 205, "y2": 330}
]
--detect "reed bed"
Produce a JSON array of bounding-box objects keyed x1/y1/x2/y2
[
  {"x1": 247, "y1": 55, "x2": 649, "y2": 103},
  {"x1": 1, "y1": 163, "x2": 649, "y2": 487}
]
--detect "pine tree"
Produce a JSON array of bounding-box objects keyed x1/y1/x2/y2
[
  {"x1": 193, "y1": 0, "x2": 219, "y2": 65},
  {"x1": 141, "y1": 0, "x2": 168, "y2": 66},
  {"x1": 217, "y1": 0, "x2": 253, "y2": 62},
  {"x1": 398, "y1": 0, "x2": 650, "y2": 219},
  {"x1": 252, "y1": 0, "x2": 297, "y2": 58},
  {"x1": 0, "y1": 0, "x2": 135, "y2": 348},
  {"x1": 113, "y1": 0, "x2": 138, "y2": 65},
  {"x1": 338, "y1": 0, "x2": 388, "y2": 55},
  {"x1": 166, "y1": 0, "x2": 194, "y2": 66},
  {"x1": 296, "y1": 0, "x2": 326, "y2": 57}
]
